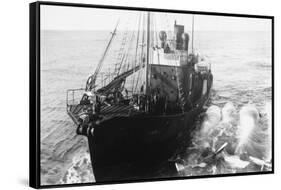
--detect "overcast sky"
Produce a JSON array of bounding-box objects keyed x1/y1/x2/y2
[{"x1": 41, "y1": 5, "x2": 271, "y2": 31}]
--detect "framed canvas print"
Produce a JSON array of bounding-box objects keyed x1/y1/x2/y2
[{"x1": 29, "y1": 1, "x2": 274, "y2": 188}]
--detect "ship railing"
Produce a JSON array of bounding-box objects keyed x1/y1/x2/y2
[{"x1": 66, "y1": 88, "x2": 85, "y2": 109}]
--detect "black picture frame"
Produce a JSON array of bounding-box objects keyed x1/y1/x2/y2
[{"x1": 30, "y1": 1, "x2": 274, "y2": 188}]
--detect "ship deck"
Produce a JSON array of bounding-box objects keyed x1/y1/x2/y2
[{"x1": 67, "y1": 103, "x2": 143, "y2": 126}]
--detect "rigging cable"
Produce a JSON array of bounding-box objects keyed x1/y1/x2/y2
[
  {"x1": 131, "y1": 13, "x2": 142, "y2": 93},
  {"x1": 116, "y1": 18, "x2": 137, "y2": 76},
  {"x1": 114, "y1": 20, "x2": 130, "y2": 77},
  {"x1": 86, "y1": 20, "x2": 119, "y2": 91},
  {"x1": 134, "y1": 12, "x2": 146, "y2": 94},
  {"x1": 118, "y1": 30, "x2": 136, "y2": 92}
]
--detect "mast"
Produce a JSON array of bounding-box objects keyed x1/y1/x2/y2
[
  {"x1": 131, "y1": 13, "x2": 142, "y2": 92},
  {"x1": 191, "y1": 15, "x2": 194, "y2": 54},
  {"x1": 145, "y1": 12, "x2": 150, "y2": 95},
  {"x1": 85, "y1": 20, "x2": 119, "y2": 91},
  {"x1": 133, "y1": 13, "x2": 146, "y2": 94}
]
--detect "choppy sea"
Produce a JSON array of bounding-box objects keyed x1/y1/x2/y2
[{"x1": 40, "y1": 30, "x2": 272, "y2": 185}]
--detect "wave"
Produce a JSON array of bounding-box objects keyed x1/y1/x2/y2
[
  {"x1": 246, "y1": 60, "x2": 271, "y2": 69},
  {"x1": 60, "y1": 152, "x2": 95, "y2": 184},
  {"x1": 175, "y1": 102, "x2": 272, "y2": 175}
]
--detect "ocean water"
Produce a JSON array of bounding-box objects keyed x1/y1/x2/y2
[{"x1": 40, "y1": 30, "x2": 272, "y2": 185}]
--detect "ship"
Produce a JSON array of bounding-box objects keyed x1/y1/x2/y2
[{"x1": 66, "y1": 12, "x2": 213, "y2": 182}]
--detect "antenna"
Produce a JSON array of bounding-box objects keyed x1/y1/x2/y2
[{"x1": 191, "y1": 15, "x2": 194, "y2": 54}]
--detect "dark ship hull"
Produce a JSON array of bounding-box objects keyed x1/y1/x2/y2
[
  {"x1": 89, "y1": 96, "x2": 209, "y2": 182},
  {"x1": 67, "y1": 81, "x2": 212, "y2": 182}
]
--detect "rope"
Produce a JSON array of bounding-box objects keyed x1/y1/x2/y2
[
  {"x1": 134, "y1": 12, "x2": 146, "y2": 93},
  {"x1": 86, "y1": 21, "x2": 119, "y2": 91},
  {"x1": 117, "y1": 30, "x2": 135, "y2": 76},
  {"x1": 131, "y1": 13, "x2": 142, "y2": 92},
  {"x1": 114, "y1": 20, "x2": 130, "y2": 77}
]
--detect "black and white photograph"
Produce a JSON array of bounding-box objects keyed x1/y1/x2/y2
[{"x1": 34, "y1": 2, "x2": 273, "y2": 187}]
